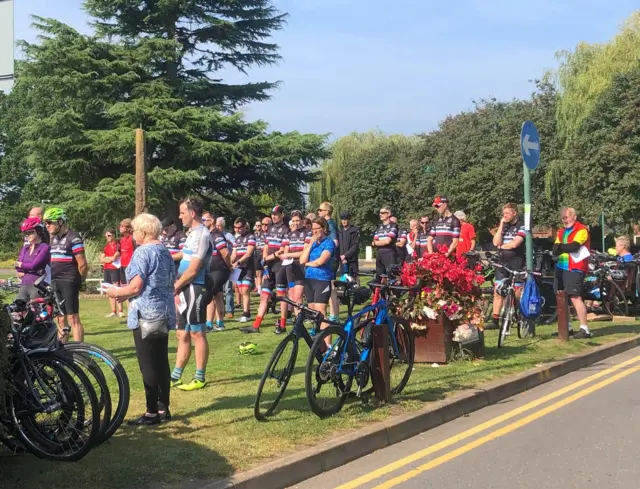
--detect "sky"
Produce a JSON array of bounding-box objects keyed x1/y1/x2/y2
[{"x1": 11, "y1": 0, "x2": 640, "y2": 137}]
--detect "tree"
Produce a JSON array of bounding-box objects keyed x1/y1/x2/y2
[
  {"x1": 84, "y1": 0, "x2": 286, "y2": 111},
  {"x1": 8, "y1": 18, "x2": 327, "y2": 235}
]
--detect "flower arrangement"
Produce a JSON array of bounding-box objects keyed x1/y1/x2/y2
[{"x1": 397, "y1": 246, "x2": 486, "y2": 331}]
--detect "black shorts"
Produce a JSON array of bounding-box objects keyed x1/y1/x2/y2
[
  {"x1": 304, "y1": 279, "x2": 332, "y2": 304},
  {"x1": 495, "y1": 257, "x2": 525, "y2": 283},
  {"x1": 53, "y1": 279, "x2": 81, "y2": 315},
  {"x1": 286, "y1": 262, "x2": 305, "y2": 287},
  {"x1": 177, "y1": 283, "x2": 209, "y2": 331},
  {"x1": 206, "y1": 269, "x2": 230, "y2": 295},
  {"x1": 553, "y1": 268, "x2": 585, "y2": 298},
  {"x1": 254, "y1": 251, "x2": 263, "y2": 272},
  {"x1": 237, "y1": 267, "x2": 255, "y2": 288},
  {"x1": 103, "y1": 269, "x2": 120, "y2": 284},
  {"x1": 376, "y1": 250, "x2": 398, "y2": 276},
  {"x1": 119, "y1": 267, "x2": 128, "y2": 285}
]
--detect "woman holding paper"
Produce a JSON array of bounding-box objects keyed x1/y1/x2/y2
[
  {"x1": 105, "y1": 213, "x2": 176, "y2": 425},
  {"x1": 101, "y1": 229, "x2": 123, "y2": 318}
]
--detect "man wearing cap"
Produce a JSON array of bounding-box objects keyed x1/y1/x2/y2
[
  {"x1": 160, "y1": 218, "x2": 187, "y2": 271},
  {"x1": 454, "y1": 211, "x2": 476, "y2": 257},
  {"x1": 427, "y1": 196, "x2": 460, "y2": 257},
  {"x1": 241, "y1": 205, "x2": 289, "y2": 334},
  {"x1": 338, "y1": 212, "x2": 360, "y2": 282}
]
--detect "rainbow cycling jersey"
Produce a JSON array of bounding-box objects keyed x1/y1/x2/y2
[
  {"x1": 234, "y1": 232, "x2": 256, "y2": 268},
  {"x1": 374, "y1": 223, "x2": 398, "y2": 253},
  {"x1": 430, "y1": 215, "x2": 461, "y2": 247},
  {"x1": 209, "y1": 228, "x2": 229, "y2": 272},
  {"x1": 283, "y1": 229, "x2": 309, "y2": 262},
  {"x1": 50, "y1": 229, "x2": 85, "y2": 282}
]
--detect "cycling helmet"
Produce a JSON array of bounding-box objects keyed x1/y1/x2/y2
[
  {"x1": 239, "y1": 341, "x2": 257, "y2": 355},
  {"x1": 43, "y1": 207, "x2": 67, "y2": 222},
  {"x1": 20, "y1": 217, "x2": 43, "y2": 233},
  {"x1": 494, "y1": 278, "x2": 509, "y2": 297}
]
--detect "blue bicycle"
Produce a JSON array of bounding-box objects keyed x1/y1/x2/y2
[{"x1": 304, "y1": 276, "x2": 417, "y2": 418}]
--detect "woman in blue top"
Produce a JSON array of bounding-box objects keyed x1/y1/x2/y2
[
  {"x1": 300, "y1": 217, "x2": 336, "y2": 345},
  {"x1": 106, "y1": 213, "x2": 176, "y2": 426}
]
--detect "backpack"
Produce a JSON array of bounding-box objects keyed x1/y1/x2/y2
[{"x1": 520, "y1": 274, "x2": 541, "y2": 319}]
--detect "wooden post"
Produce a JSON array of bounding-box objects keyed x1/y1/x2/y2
[
  {"x1": 135, "y1": 127, "x2": 147, "y2": 215},
  {"x1": 372, "y1": 324, "x2": 390, "y2": 403},
  {"x1": 556, "y1": 290, "x2": 570, "y2": 341}
]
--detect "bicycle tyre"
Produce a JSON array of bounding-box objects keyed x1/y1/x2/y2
[
  {"x1": 60, "y1": 342, "x2": 130, "y2": 444},
  {"x1": 305, "y1": 326, "x2": 353, "y2": 419},
  {"x1": 386, "y1": 316, "x2": 415, "y2": 395},
  {"x1": 600, "y1": 280, "x2": 628, "y2": 317},
  {"x1": 498, "y1": 293, "x2": 513, "y2": 348},
  {"x1": 254, "y1": 334, "x2": 298, "y2": 421},
  {"x1": 9, "y1": 353, "x2": 100, "y2": 461}
]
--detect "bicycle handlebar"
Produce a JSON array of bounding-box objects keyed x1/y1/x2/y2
[{"x1": 490, "y1": 261, "x2": 541, "y2": 278}]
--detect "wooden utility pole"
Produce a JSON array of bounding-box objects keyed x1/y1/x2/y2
[{"x1": 135, "y1": 127, "x2": 148, "y2": 215}]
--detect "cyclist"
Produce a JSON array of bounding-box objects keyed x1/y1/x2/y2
[
  {"x1": 160, "y1": 218, "x2": 186, "y2": 270},
  {"x1": 428, "y1": 196, "x2": 460, "y2": 256},
  {"x1": 254, "y1": 217, "x2": 271, "y2": 294},
  {"x1": 490, "y1": 203, "x2": 526, "y2": 330},
  {"x1": 204, "y1": 215, "x2": 231, "y2": 332},
  {"x1": 230, "y1": 217, "x2": 256, "y2": 324},
  {"x1": 171, "y1": 197, "x2": 212, "y2": 391},
  {"x1": 44, "y1": 207, "x2": 88, "y2": 342},
  {"x1": 372, "y1": 206, "x2": 398, "y2": 276},
  {"x1": 277, "y1": 211, "x2": 307, "y2": 334},
  {"x1": 390, "y1": 216, "x2": 408, "y2": 265},
  {"x1": 241, "y1": 205, "x2": 288, "y2": 334},
  {"x1": 553, "y1": 207, "x2": 591, "y2": 339},
  {"x1": 415, "y1": 215, "x2": 430, "y2": 260},
  {"x1": 15, "y1": 217, "x2": 50, "y2": 302},
  {"x1": 614, "y1": 235, "x2": 634, "y2": 263}
]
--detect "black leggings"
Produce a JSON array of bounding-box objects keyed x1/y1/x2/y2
[{"x1": 133, "y1": 327, "x2": 170, "y2": 414}]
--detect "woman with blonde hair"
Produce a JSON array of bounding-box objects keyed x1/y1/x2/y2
[{"x1": 106, "y1": 213, "x2": 176, "y2": 426}]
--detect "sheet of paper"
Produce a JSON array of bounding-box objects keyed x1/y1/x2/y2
[
  {"x1": 100, "y1": 282, "x2": 120, "y2": 291},
  {"x1": 406, "y1": 244, "x2": 414, "y2": 256},
  {"x1": 229, "y1": 267, "x2": 242, "y2": 283},
  {"x1": 570, "y1": 245, "x2": 590, "y2": 262},
  {"x1": 112, "y1": 258, "x2": 122, "y2": 269},
  {"x1": 281, "y1": 258, "x2": 294, "y2": 266},
  {"x1": 177, "y1": 292, "x2": 187, "y2": 314}
]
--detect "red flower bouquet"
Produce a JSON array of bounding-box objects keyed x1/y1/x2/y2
[{"x1": 398, "y1": 246, "x2": 485, "y2": 331}]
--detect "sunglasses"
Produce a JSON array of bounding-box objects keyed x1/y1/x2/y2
[
  {"x1": 379, "y1": 211, "x2": 389, "y2": 215},
  {"x1": 44, "y1": 220, "x2": 57, "y2": 225},
  {"x1": 420, "y1": 221, "x2": 428, "y2": 224},
  {"x1": 233, "y1": 225, "x2": 243, "y2": 229},
  {"x1": 261, "y1": 223, "x2": 269, "y2": 226}
]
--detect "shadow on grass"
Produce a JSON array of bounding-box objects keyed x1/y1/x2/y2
[
  {"x1": 591, "y1": 324, "x2": 640, "y2": 336},
  {"x1": 0, "y1": 422, "x2": 233, "y2": 489}
]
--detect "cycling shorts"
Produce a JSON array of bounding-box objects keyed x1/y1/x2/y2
[
  {"x1": 495, "y1": 257, "x2": 525, "y2": 283},
  {"x1": 375, "y1": 250, "x2": 398, "y2": 277},
  {"x1": 262, "y1": 261, "x2": 282, "y2": 296},
  {"x1": 286, "y1": 262, "x2": 305, "y2": 288},
  {"x1": 177, "y1": 283, "x2": 209, "y2": 332},
  {"x1": 304, "y1": 279, "x2": 332, "y2": 305},
  {"x1": 53, "y1": 279, "x2": 81, "y2": 315},
  {"x1": 553, "y1": 268, "x2": 584, "y2": 298},
  {"x1": 206, "y1": 269, "x2": 230, "y2": 296},
  {"x1": 237, "y1": 267, "x2": 255, "y2": 289}
]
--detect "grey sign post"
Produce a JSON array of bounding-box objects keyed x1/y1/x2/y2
[{"x1": 0, "y1": 0, "x2": 15, "y2": 92}]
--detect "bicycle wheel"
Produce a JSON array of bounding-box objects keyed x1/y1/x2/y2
[
  {"x1": 59, "y1": 342, "x2": 130, "y2": 444},
  {"x1": 254, "y1": 334, "x2": 298, "y2": 421},
  {"x1": 387, "y1": 316, "x2": 414, "y2": 395},
  {"x1": 498, "y1": 293, "x2": 513, "y2": 348},
  {"x1": 9, "y1": 353, "x2": 100, "y2": 461},
  {"x1": 600, "y1": 280, "x2": 628, "y2": 317},
  {"x1": 305, "y1": 326, "x2": 354, "y2": 419},
  {"x1": 518, "y1": 317, "x2": 535, "y2": 338}
]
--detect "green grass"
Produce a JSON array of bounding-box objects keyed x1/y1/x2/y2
[{"x1": 1, "y1": 298, "x2": 639, "y2": 489}]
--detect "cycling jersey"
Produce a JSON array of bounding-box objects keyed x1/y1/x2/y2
[
  {"x1": 177, "y1": 225, "x2": 211, "y2": 285},
  {"x1": 415, "y1": 230, "x2": 429, "y2": 258},
  {"x1": 50, "y1": 228, "x2": 85, "y2": 282},
  {"x1": 234, "y1": 232, "x2": 256, "y2": 268},
  {"x1": 209, "y1": 228, "x2": 230, "y2": 272},
  {"x1": 265, "y1": 222, "x2": 288, "y2": 261},
  {"x1": 374, "y1": 223, "x2": 398, "y2": 253},
  {"x1": 430, "y1": 214, "x2": 461, "y2": 248},
  {"x1": 500, "y1": 219, "x2": 526, "y2": 260},
  {"x1": 284, "y1": 229, "x2": 307, "y2": 260},
  {"x1": 397, "y1": 228, "x2": 408, "y2": 262},
  {"x1": 161, "y1": 230, "x2": 186, "y2": 257}
]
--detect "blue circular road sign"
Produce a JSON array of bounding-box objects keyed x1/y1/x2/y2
[{"x1": 520, "y1": 120, "x2": 540, "y2": 170}]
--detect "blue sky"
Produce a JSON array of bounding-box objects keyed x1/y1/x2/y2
[{"x1": 13, "y1": 0, "x2": 639, "y2": 137}]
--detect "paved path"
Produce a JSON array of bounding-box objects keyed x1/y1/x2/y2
[{"x1": 288, "y1": 347, "x2": 640, "y2": 489}]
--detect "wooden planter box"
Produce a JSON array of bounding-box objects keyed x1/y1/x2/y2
[{"x1": 412, "y1": 315, "x2": 485, "y2": 364}]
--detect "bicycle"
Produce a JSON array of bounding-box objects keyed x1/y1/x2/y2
[
  {"x1": 304, "y1": 279, "x2": 417, "y2": 419},
  {"x1": 491, "y1": 261, "x2": 540, "y2": 348},
  {"x1": 254, "y1": 297, "x2": 333, "y2": 421}
]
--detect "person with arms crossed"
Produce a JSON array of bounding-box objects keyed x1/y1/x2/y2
[
  {"x1": 277, "y1": 211, "x2": 307, "y2": 334},
  {"x1": 490, "y1": 203, "x2": 526, "y2": 330},
  {"x1": 101, "y1": 228, "x2": 123, "y2": 318},
  {"x1": 171, "y1": 197, "x2": 212, "y2": 391},
  {"x1": 372, "y1": 206, "x2": 399, "y2": 278},
  {"x1": 15, "y1": 218, "x2": 50, "y2": 302},
  {"x1": 552, "y1": 207, "x2": 591, "y2": 339},
  {"x1": 205, "y1": 216, "x2": 231, "y2": 332},
  {"x1": 44, "y1": 208, "x2": 89, "y2": 342},
  {"x1": 454, "y1": 211, "x2": 476, "y2": 256},
  {"x1": 230, "y1": 218, "x2": 256, "y2": 323}
]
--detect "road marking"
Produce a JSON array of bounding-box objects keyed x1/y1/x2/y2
[
  {"x1": 371, "y1": 363, "x2": 640, "y2": 489},
  {"x1": 336, "y1": 354, "x2": 640, "y2": 489}
]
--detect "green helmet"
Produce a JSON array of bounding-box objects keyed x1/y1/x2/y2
[
  {"x1": 43, "y1": 207, "x2": 67, "y2": 222},
  {"x1": 238, "y1": 341, "x2": 257, "y2": 355}
]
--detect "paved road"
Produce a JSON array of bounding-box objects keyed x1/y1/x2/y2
[{"x1": 288, "y1": 347, "x2": 640, "y2": 489}]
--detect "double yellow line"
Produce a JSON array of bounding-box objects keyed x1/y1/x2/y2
[{"x1": 337, "y1": 354, "x2": 640, "y2": 489}]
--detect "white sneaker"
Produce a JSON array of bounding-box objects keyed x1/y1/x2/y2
[
  {"x1": 238, "y1": 316, "x2": 248, "y2": 323},
  {"x1": 105, "y1": 312, "x2": 117, "y2": 318},
  {"x1": 118, "y1": 312, "x2": 125, "y2": 318}
]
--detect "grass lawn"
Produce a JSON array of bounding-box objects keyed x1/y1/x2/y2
[{"x1": 1, "y1": 296, "x2": 639, "y2": 489}]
